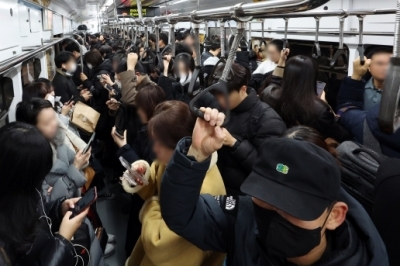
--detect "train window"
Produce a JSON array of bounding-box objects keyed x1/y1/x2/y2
[
  {"x1": 46, "y1": 48, "x2": 56, "y2": 79},
  {"x1": 21, "y1": 58, "x2": 41, "y2": 86},
  {"x1": 0, "y1": 77, "x2": 14, "y2": 119}
]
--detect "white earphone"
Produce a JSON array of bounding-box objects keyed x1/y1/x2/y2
[{"x1": 36, "y1": 189, "x2": 91, "y2": 266}]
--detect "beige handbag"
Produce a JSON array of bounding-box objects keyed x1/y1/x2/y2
[{"x1": 71, "y1": 101, "x2": 100, "y2": 134}]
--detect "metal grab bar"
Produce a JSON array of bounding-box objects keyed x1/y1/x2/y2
[
  {"x1": 206, "y1": 20, "x2": 230, "y2": 87},
  {"x1": 312, "y1": 17, "x2": 321, "y2": 59},
  {"x1": 283, "y1": 18, "x2": 289, "y2": 50},
  {"x1": 357, "y1": 15, "x2": 366, "y2": 65},
  {"x1": 260, "y1": 20, "x2": 267, "y2": 52},
  {"x1": 105, "y1": 7, "x2": 396, "y2": 28},
  {"x1": 379, "y1": 0, "x2": 400, "y2": 133},
  {"x1": 189, "y1": 21, "x2": 247, "y2": 126},
  {"x1": 0, "y1": 36, "x2": 82, "y2": 75},
  {"x1": 152, "y1": 0, "x2": 329, "y2": 23},
  {"x1": 261, "y1": 8, "x2": 396, "y2": 19},
  {"x1": 320, "y1": 16, "x2": 348, "y2": 71},
  {"x1": 188, "y1": 21, "x2": 205, "y2": 98},
  {"x1": 220, "y1": 20, "x2": 226, "y2": 59}
]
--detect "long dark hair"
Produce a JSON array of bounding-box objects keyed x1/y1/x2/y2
[
  {"x1": 278, "y1": 55, "x2": 318, "y2": 127},
  {"x1": 22, "y1": 82, "x2": 48, "y2": 102},
  {"x1": 0, "y1": 122, "x2": 53, "y2": 254},
  {"x1": 16, "y1": 98, "x2": 53, "y2": 126},
  {"x1": 284, "y1": 126, "x2": 339, "y2": 164}
]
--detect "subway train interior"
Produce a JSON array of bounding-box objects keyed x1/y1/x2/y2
[{"x1": 1, "y1": 0, "x2": 400, "y2": 265}]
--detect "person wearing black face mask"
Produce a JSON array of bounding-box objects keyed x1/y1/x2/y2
[{"x1": 159, "y1": 109, "x2": 389, "y2": 266}]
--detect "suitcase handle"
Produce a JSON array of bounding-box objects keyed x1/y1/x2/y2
[{"x1": 353, "y1": 148, "x2": 383, "y2": 164}]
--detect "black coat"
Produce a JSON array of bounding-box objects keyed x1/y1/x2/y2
[
  {"x1": 81, "y1": 60, "x2": 114, "y2": 140},
  {"x1": 157, "y1": 74, "x2": 218, "y2": 109},
  {"x1": 82, "y1": 59, "x2": 113, "y2": 112},
  {"x1": 116, "y1": 125, "x2": 154, "y2": 165},
  {"x1": 72, "y1": 59, "x2": 91, "y2": 87},
  {"x1": 160, "y1": 138, "x2": 389, "y2": 266},
  {"x1": 373, "y1": 156, "x2": 400, "y2": 265},
  {"x1": 218, "y1": 89, "x2": 286, "y2": 195},
  {"x1": 53, "y1": 71, "x2": 85, "y2": 104},
  {"x1": 1, "y1": 198, "x2": 75, "y2": 266},
  {"x1": 266, "y1": 77, "x2": 350, "y2": 142}
]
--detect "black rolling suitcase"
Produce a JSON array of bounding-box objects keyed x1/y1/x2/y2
[{"x1": 337, "y1": 141, "x2": 384, "y2": 216}]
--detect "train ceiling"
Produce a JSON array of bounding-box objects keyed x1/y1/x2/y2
[{"x1": 49, "y1": 0, "x2": 255, "y2": 21}]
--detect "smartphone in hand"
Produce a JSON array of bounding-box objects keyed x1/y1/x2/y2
[
  {"x1": 114, "y1": 109, "x2": 125, "y2": 139},
  {"x1": 70, "y1": 187, "x2": 97, "y2": 219},
  {"x1": 83, "y1": 133, "x2": 96, "y2": 154},
  {"x1": 119, "y1": 157, "x2": 148, "y2": 186}
]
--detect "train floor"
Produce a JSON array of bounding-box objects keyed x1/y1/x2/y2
[{"x1": 97, "y1": 169, "x2": 130, "y2": 266}]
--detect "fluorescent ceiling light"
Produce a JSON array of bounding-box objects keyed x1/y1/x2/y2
[{"x1": 173, "y1": 0, "x2": 189, "y2": 5}]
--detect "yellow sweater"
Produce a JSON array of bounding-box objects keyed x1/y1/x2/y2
[{"x1": 122, "y1": 153, "x2": 226, "y2": 266}]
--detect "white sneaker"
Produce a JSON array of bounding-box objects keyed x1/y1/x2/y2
[
  {"x1": 107, "y1": 234, "x2": 116, "y2": 244},
  {"x1": 104, "y1": 243, "x2": 115, "y2": 258}
]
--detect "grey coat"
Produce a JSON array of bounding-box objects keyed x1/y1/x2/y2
[{"x1": 42, "y1": 123, "x2": 86, "y2": 202}]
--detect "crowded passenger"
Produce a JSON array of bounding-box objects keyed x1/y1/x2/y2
[
  {"x1": 64, "y1": 42, "x2": 91, "y2": 87},
  {"x1": 208, "y1": 62, "x2": 286, "y2": 195},
  {"x1": 202, "y1": 36, "x2": 221, "y2": 80},
  {"x1": 81, "y1": 49, "x2": 113, "y2": 139},
  {"x1": 262, "y1": 50, "x2": 350, "y2": 142},
  {"x1": 16, "y1": 99, "x2": 89, "y2": 201},
  {"x1": 159, "y1": 32, "x2": 168, "y2": 51},
  {"x1": 119, "y1": 53, "x2": 155, "y2": 105},
  {"x1": 5, "y1": 20, "x2": 400, "y2": 266},
  {"x1": 89, "y1": 35, "x2": 101, "y2": 50},
  {"x1": 112, "y1": 84, "x2": 166, "y2": 164},
  {"x1": 337, "y1": 57, "x2": 400, "y2": 158},
  {"x1": 52, "y1": 51, "x2": 92, "y2": 104},
  {"x1": 251, "y1": 39, "x2": 287, "y2": 91},
  {"x1": 159, "y1": 108, "x2": 388, "y2": 266},
  {"x1": 122, "y1": 101, "x2": 226, "y2": 266},
  {"x1": 363, "y1": 47, "x2": 392, "y2": 110},
  {"x1": 27, "y1": 78, "x2": 78, "y2": 136},
  {"x1": 99, "y1": 45, "x2": 114, "y2": 61},
  {"x1": 0, "y1": 122, "x2": 89, "y2": 265}
]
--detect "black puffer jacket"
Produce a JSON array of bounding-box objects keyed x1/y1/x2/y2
[
  {"x1": 157, "y1": 74, "x2": 218, "y2": 109},
  {"x1": 218, "y1": 89, "x2": 286, "y2": 195},
  {"x1": 0, "y1": 198, "x2": 75, "y2": 266}
]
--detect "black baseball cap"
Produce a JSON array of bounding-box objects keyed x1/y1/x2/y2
[{"x1": 241, "y1": 138, "x2": 341, "y2": 221}]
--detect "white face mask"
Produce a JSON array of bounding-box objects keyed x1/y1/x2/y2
[
  {"x1": 65, "y1": 63, "x2": 77, "y2": 76},
  {"x1": 115, "y1": 80, "x2": 122, "y2": 88},
  {"x1": 47, "y1": 94, "x2": 55, "y2": 107},
  {"x1": 179, "y1": 73, "x2": 192, "y2": 86},
  {"x1": 87, "y1": 63, "x2": 93, "y2": 69}
]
